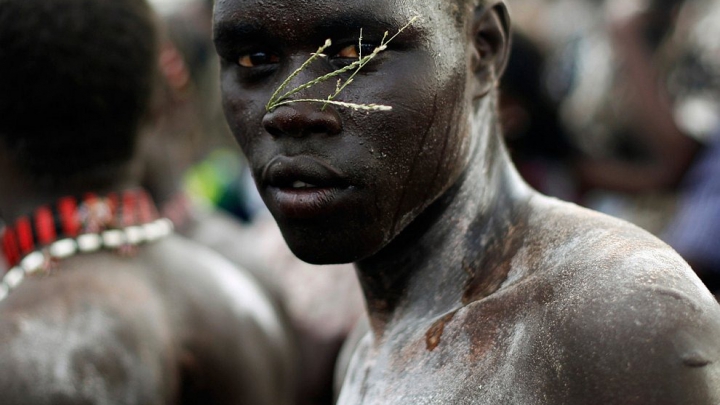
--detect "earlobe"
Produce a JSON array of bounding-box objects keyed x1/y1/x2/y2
[{"x1": 471, "y1": 2, "x2": 511, "y2": 99}]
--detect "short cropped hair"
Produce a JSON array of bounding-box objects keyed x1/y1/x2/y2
[{"x1": 0, "y1": 0, "x2": 157, "y2": 180}]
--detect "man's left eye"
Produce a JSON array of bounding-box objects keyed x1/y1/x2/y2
[
  {"x1": 333, "y1": 43, "x2": 376, "y2": 59},
  {"x1": 238, "y1": 51, "x2": 280, "y2": 68}
]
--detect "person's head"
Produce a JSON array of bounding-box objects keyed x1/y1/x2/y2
[
  {"x1": 140, "y1": 4, "x2": 238, "y2": 206},
  {"x1": 0, "y1": 0, "x2": 158, "y2": 189},
  {"x1": 213, "y1": 0, "x2": 511, "y2": 264}
]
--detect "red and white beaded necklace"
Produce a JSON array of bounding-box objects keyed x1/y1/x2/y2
[{"x1": 0, "y1": 189, "x2": 173, "y2": 301}]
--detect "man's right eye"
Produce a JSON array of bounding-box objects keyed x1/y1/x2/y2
[{"x1": 238, "y1": 52, "x2": 280, "y2": 68}]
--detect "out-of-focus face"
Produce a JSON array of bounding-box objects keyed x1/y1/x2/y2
[{"x1": 214, "y1": 0, "x2": 477, "y2": 264}]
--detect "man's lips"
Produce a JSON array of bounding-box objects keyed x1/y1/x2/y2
[
  {"x1": 261, "y1": 155, "x2": 349, "y2": 190},
  {"x1": 260, "y1": 155, "x2": 352, "y2": 219}
]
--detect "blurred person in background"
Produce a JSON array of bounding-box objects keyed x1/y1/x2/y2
[
  {"x1": 499, "y1": 30, "x2": 579, "y2": 201},
  {"x1": 665, "y1": 124, "x2": 720, "y2": 293},
  {"x1": 573, "y1": 0, "x2": 699, "y2": 198},
  {"x1": 145, "y1": 1, "x2": 366, "y2": 404},
  {"x1": 660, "y1": 0, "x2": 720, "y2": 293},
  {"x1": 0, "y1": 0, "x2": 294, "y2": 403}
]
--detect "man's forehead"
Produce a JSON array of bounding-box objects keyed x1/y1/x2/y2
[
  {"x1": 214, "y1": 0, "x2": 461, "y2": 47},
  {"x1": 213, "y1": 0, "x2": 466, "y2": 27}
]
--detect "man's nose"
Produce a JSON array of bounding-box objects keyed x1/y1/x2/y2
[{"x1": 262, "y1": 102, "x2": 343, "y2": 138}]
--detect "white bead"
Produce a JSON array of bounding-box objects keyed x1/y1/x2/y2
[
  {"x1": 124, "y1": 226, "x2": 145, "y2": 245},
  {"x1": 143, "y1": 222, "x2": 162, "y2": 241},
  {"x1": 77, "y1": 234, "x2": 102, "y2": 252},
  {"x1": 102, "y1": 230, "x2": 126, "y2": 248},
  {"x1": 4, "y1": 267, "x2": 25, "y2": 289},
  {"x1": 21, "y1": 252, "x2": 45, "y2": 274},
  {"x1": 49, "y1": 239, "x2": 77, "y2": 259},
  {"x1": 144, "y1": 219, "x2": 173, "y2": 242},
  {"x1": 156, "y1": 219, "x2": 174, "y2": 237}
]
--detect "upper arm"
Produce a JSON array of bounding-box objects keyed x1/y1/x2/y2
[{"x1": 546, "y1": 271, "x2": 720, "y2": 404}]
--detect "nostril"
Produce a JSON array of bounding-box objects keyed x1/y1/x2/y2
[
  {"x1": 262, "y1": 108, "x2": 295, "y2": 138},
  {"x1": 310, "y1": 110, "x2": 342, "y2": 136},
  {"x1": 308, "y1": 123, "x2": 329, "y2": 135},
  {"x1": 262, "y1": 104, "x2": 342, "y2": 138},
  {"x1": 262, "y1": 112, "x2": 285, "y2": 137}
]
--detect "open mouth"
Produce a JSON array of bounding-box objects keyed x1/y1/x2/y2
[
  {"x1": 261, "y1": 155, "x2": 352, "y2": 218},
  {"x1": 262, "y1": 155, "x2": 349, "y2": 190},
  {"x1": 290, "y1": 181, "x2": 319, "y2": 189}
]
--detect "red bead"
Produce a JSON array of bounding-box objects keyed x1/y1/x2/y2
[
  {"x1": 58, "y1": 197, "x2": 80, "y2": 237},
  {"x1": 35, "y1": 207, "x2": 56, "y2": 246},
  {"x1": 16, "y1": 217, "x2": 34, "y2": 254},
  {"x1": 1, "y1": 228, "x2": 20, "y2": 268}
]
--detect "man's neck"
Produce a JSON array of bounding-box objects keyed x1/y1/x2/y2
[
  {"x1": 0, "y1": 164, "x2": 140, "y2": 224},
  {"x1": 355, "y1": 128, "x2": 533, "y2": 340}
]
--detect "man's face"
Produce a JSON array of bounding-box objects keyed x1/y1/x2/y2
[{"x1": 214, "y1": 0, "x2": 476, "y2": 264}]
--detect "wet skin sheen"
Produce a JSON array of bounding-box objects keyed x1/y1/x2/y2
[{"x1": 214, "y1": 0, "x2": 720, "y2": 404}]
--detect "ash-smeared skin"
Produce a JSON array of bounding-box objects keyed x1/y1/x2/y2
[
  {"x1": 214, "y1": 0, "x2": 720, "y2": 404},
  {"x1": 0, "y1": 236, "x2": 292, "y2": 405}
]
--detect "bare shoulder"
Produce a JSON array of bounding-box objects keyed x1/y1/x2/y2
[
  {"x1": 526, "y1": 195, "x2": 715, "y2": 306},
  {"x1": 0, "y1": 256, "x2": 175, "y2": 405},
  {"x1": 184, "y1": 210, "x2": 283, "y2": 298},
  {"x1": 523, "y1": 196, "x2": 720, "y2": 404},
  {"x1": 142, "y1": 235, "x2": 286, "y2": 342},
  {"x1": 141, "y1": 235, "x2": 295, "y2": 405}
]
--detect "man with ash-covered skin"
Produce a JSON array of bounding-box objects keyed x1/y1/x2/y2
[{"x1": 213, "y1": 0, "x2": 720, "y2": 403}]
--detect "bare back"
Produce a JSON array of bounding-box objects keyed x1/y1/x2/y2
[{"x1": 0, "y1": 235, "x2": 293, "y2": 405}]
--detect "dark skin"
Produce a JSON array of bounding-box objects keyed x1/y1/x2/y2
[
  {"x1": 214, "y1": 0, "x2": 720, "y2": 403},
  {"x1": 0, "y1": 126, "x2": 292, "y2": 405}
]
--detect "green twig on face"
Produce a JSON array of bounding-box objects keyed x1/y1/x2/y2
[
  {"x1": 265, "y1": 16, "x2": 420, "y2": 113},
  {"x1": 272, "y1": 99, "x2": 393, "y2": 112},
  {"x1": 265, "y1": 39, "x2": 333, "y2": 112}
]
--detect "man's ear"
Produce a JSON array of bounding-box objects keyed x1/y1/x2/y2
[{"x1": 471, "y1": 2, "x2": 511, "y2": 99}]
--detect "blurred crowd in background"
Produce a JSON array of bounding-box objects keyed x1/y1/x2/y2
[{"x1": 0, "y1": 0, "x2": 718, "y2": 402}]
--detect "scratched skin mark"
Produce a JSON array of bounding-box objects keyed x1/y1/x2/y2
[
  {"x1": 682, "y1": 352, "x2": 713, "y2": 368},
  {"x1": 425, "y1": 312, "x2": 458, "y2": 351}
]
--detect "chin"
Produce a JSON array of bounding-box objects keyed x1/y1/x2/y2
[{"x1": 278, "y1": 221, "x2": 385, "y2": 265}]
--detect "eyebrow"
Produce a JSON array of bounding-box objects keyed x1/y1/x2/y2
[
  {"x1": 213, "y1": 21, "x2": 271, "y2": 44},
  {"x1": 315, "y1": 14, "x2": 405, "y2": 37}
]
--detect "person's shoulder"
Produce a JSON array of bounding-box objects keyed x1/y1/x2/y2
[
  {"x1": 0, "y1": 255, "x2": 175, "y2": 404},
  {"x1": 524, "y1": 196, "x2": 720, "y2": 403},
  {"x1": 142, "y1": 234, "x2": 284, "y2": 335},
  {"x1": 140, "y1": 234, "x2": 296, "y2": 403},
  {"x1": 184, "y1": 210, "x2": 283, "y2": 294},
  {"x1": 528, "y1": 195, "x2": 695, "y2": 281},
  {"x1": 526, "y1": 194, "x2": 718, "y2": 332}
]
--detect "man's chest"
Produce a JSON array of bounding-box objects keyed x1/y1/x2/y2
[{"x1": 337, "y1": 319, "x2": 550, "y2": 405}]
